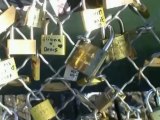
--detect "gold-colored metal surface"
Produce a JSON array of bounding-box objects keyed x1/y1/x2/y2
[
  {"x1": 77, "y1": 77, "x2": 103, "y2": 86},
  {"x1": 144, "y1": 58, "x2": 160, "y2": 67},
  {"x1": 32, "y1": 55, "x2": 40, "y2": 81},
  {"x1": 7, "y1": 40, "x2": 36, "y2": 55},
  {"x1": 0, "y1": 6, "x2": 16, "y2": 34},
  {"x1": 41, "y1": 35, "x2": 66, "y2": 55}
]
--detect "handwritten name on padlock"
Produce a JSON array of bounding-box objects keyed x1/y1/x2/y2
[
  {"x1": 41, "y1": 35, "x2": 65, "y2": 55},
  {"x1": 0, "y1": 58, "x2": 18, "y2": 84},
  {"x1": 81, "y1": 7, "x2": 106, "y2": 31}
]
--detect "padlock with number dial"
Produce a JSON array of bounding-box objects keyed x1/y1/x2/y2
[
  {"x1": 27, "y1": 91, "x2": 56, "y2": 120},
  {"x1": 41, "y1": 19, "x2": 66, "y2": 55},
  {"x1": 103, "y1": 17, "x2": 136, "y2": 62},
  {"x1": 7, "y1": 26, "x2": 36, "y2": 55},
  {"x1": 65, "y1": 25, "x2": 114, "y2": 77},
  {"x1": 81, "y1": 0, "x2": 106, "y2": 31},
  {"x1": 0, "y1": 6, "x2": 16, "y2": 34},
  {"x1": 24, "y1": 0, "x2": 45, "y2": 28},
  {"x1": 31, "y1": 55, "x2": 40, "y2": 81},
  {"x1": 145, "y1": 89, "x2": 160, "y2": 120}
]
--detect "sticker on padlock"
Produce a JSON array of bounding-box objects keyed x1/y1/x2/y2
[
  {"x1": 65, "y1": 25, "x2": 114, "y2": 77},
  {"x1": 31, "y1": 55, "x2": 40, "y2": 81},
  {"x1": 24, "y1": 2, "x2": 45, "y2": 28},
  {"x1": 64, "y1": 65, "x2": 79, "y2": 81},
  {"x1": 7, "y1": 26, "x2": 36, "y2": 55},
  {"x1": 103, "y1": 0, "x2": 134, "y2": 9},
  {"x1": 0, "y1": 6, "x2": 16, "y2": 34},
  {"x1": 0, "y1": 58, "x2": 18, "y2": 85},
  {"x1": 81, "y1": 1, "x2": 106, "y2": 31},
  {"x1": 144, "y1": 58, "x2": 160, "y2": 67},
  {"x1": 30, "y1": 99, "x2": 56, "y2": 120},
  {"x1": 41, "y1": 20, "x2": 66, "y2": 55}
]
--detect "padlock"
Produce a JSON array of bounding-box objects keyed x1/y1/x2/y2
[
  {"x1": 0, "y1": 6, "x2": 16, "y2": 34},
  {"x1": 65, "y1": 25, "x2": 114, "y2": 77},
  {"x1": 81, "y1": 0, "x2": 106, "y2": 31},
  {"x1": 7, "y1": 27, "x2": 36, "y2": 55},
  {"x1": 145, "y1": 90, "x2": 160, "y2": 120},
  {"x1": 41, "y1": 19, "x2": 66, "y2": 55},
  {"x1": 27, "y1": 92, "x2": 56, "y2": 120},
  {"x1": 31, "y1": 55, "x2": 40, "y2": 81},
  {"x1": 144, "y1": 58, "x2": 160, "y2": 67},
  {"x1": 63, "y1": 65, "x2": 79, "y2": 81},
  {"x1": 24, "y1": 0, "x2": 45, "y2": 28},
  {"x1": 8, "y1": 75, "x2": 30, "y2": 86},
  {"x1": 130, "y1": 0, "x2": 150, "y2": 18},
  {"x1": 103, "y1": 0, "x2": 134, "y2": 9},
  {"x1": 0, "y1": 57, "x2": 18, "y2": 85},
  {"x1": 94, "y1": 86, "x2": 126, "y2": 112},
  {"x1": 103, "y1": 18, "x2": 136, "y2": 62}
]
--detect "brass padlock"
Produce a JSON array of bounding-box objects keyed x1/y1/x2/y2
[
  {"x1": 31, "y1": 55, "x2": 40, "y2": 81},
  {"x1": 41, "y1": 19, "x2": 66, "y2": 55},
  {"x1": 103, "y1": 0, "x2": 134, "y2": 9},
  {"x1": 24, "y1": 1, "x2": 45, "y2": 28},
  {"x1": 7, "y1": 27, "x2": 36, "y2": 55},
  {"x1": 65, "y1": 25, "x2": 114, "y2": 77},
  {"x1": 81, "y1": 0, "x2": 106, "y2": 31},
  {"x1": 144, "y1": 58, "x2": 160, "y2": 67},
  {"x1": 27, "y1": 92, "x2": 56, "y2": 120},
  {"x1": 103, "y1": 18, "x2": 136, "y2": 62},
  {"x1": 130, "y1": 0, "x2": 150, "y2": 18},
  {"x1": 0, "y1": 6, "x2": 16, "y2": 34},
  {"x1": 0, "y1": 57, "x2": 18, "y2": 85}
]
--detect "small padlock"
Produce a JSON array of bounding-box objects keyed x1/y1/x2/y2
[
  {"x1": 81, "y1": 0, "x2": 106, "y2": 31},
  {"x1": 0, "y1": 57, "x2": 18, "y2": 85},
  {"x1": 103, "y1": 0, "x2": 134, "y2": 9},
  {"x1": 31, "y1": 55, "x2": 40, "y2": 81},
  {"x1": 41, "y1": 19, "x2": 66, "y2": 55},
  {"x1": 27, "y1": 92, "x2": 56, "y2": 120},
  {"x1": 144, "y1": 58, "x2": 160, "y2": 67},
  {"x1": 103, "y1": 18, "x2": 136, "y2": 62},
  {"x1": 24, "y1": 0, "x2": 45, "y2": 28},
  {"x1": 7, "y1": 27, "x2": 36, "y2": 55},
  {"x1": 65, "y1": 25, "x2": 114, "y2": 77},
  {"x1": 130, "y1": 0, "x2": 150, "y2": 18},
  {"x1": 94, "y1": 86, "x2": 126, "y2": 112},
  {"x1": 145, "y1": 90, "x2": 160, "y2": 120},
  {"x1": 0, "y1": 6, "x2": 16, "y2": 34}
]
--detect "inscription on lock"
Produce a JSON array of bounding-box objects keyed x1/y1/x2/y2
[
  {"x1": 81, "y1": 7, "x2": 106, "y2": 31},
  {"x1": 41, "y1": 35, "x2": 66, "y2": 55},
  {"x1": 0, "y1": 58, "x2": 18, "y2": 85},
  {"x1": 30, "y1": 99, "x2": 56, "y2": 120}
]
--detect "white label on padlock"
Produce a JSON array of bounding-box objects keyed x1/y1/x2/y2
[
  {"x1": 7, "y1": 40, "x2": 36, "y2": 55},
  {"x1": 0, "y1": 58, "x2": 18, "y2": 85},
  {"x1": 81, "y1": 7, "x2": 106, "y2": 31},
  {"x1": 64, "y1": 65, "x2": 79, "y2": 81},
  {"x1": 103, "y1": 0, "x2": 134, "y2": 9}
]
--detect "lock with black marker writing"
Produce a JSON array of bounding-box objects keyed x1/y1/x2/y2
[
  {"x1": 41, "y1": 19, "x2": 66, "y2": 55},
  {"x1": 27, "y1": 91, "x2": 56, "y2": 120},
  {"x1": 65, "y1": 25, "x2": 114, "y2": 77},
  {"x1": 81, "y1": 0, "x2": 106, "y2": 31}
]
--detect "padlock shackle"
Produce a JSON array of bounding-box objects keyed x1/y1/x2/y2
[
  {"x1": 114, "y1": 16, "x2": 125, "y2": 34},
  {"x1": 145, "y1": 89, "x2": 154, "y2": 112},
  {"x1": 44, "y1": 19, "x2": 50, "y2": 35},
  {"x1": 82, "y1": 0, "x2": 87, "y2": 10},
  {"x1": 2, "y1": 109, "x2": 18, "y2": 120},
  {"x1": 10, "y1": 26, "x2": 14, "y2": 40}
]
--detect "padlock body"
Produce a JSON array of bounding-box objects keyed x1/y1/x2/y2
[
  {"x1": 30, "y1": 99, "x2": 56, "y2": 120},
  {"x1": 66, "y1": 40, "x2": 106, "y2": 77},
  {"x1": 104, "y1": 34, "x2": 136, "y2": 61},
  {"x1": 81, "y1": 7, "x2": 106, "y2": 31},
  {"x1": 7, "y1": 39, "x2": 36, "y2": 55},
  {"x1": 144, "y1": 58, "x2": 160, "y2": 67},
  {"x1": 0, "y1": 58, "x2": 18, "y2": 85},
  {"x1": 41, "y1": 35, "x2": 66, "y2": 55},
  {"x1": 0, "y1": 6, "x2": 16, "y2": 34},
  {"x1": 150, "y1": 109, "x2": 160, "y2": 120}
]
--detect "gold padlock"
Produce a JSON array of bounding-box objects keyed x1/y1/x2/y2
[
  {"x1": 144, "y1": 58, "x2": 160, "y2": 67},
  {"x1": 31, "y1": 55, "x2": 40, "y2": 81},
  {"x1": 7, "y1": 27, "x2": 36, "y2": 55},
  {"x1": 41, "y1": 19, "x2": 66, "y2": 55},
  {"x1": 0, "y1": 57, "x2": 18, "y2": 85},
  {"x1": 30, "y1": 99, "x2": 56, "y2": 120},
  {"x1": 24, "y1": 1, "x2": 45, "y2": 28},
  {"x1": 0, "y1": 6, "x2": 16, "y2": 34},
  {"x1": 81, "y1": 0, "x2": 106, "y2": 31}
]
